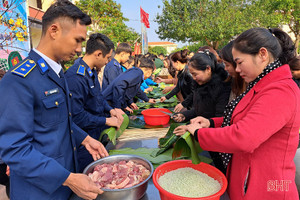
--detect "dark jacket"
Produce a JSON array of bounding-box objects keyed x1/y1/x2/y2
[
  {"x1": 102, "y1": 58, "x2": 123, "y2": 90},
  {"x1": 102, "y1": 67, "x2": 149, "y2": 109},
  {"x1": 165, "y1": 66, "x2": 194, "y2": 100},
  {"x1": 181, "y1": 67, "x2": 230, "y2": 121},
  {"x1": 293, "y1": 78, "x2": 300, "y2": 88},
  {"x1": 0, "y1": 50, "x2": 87, "y2": 199}
]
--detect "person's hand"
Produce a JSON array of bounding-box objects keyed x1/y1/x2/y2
[
  {"x1": 125, "y1": 106, "x2": 133, "y2": 114},
  {"x1": 114, "y1": 108, "x2": 125, "y2": 115},
  {"x1": 106, "y1": 116, "x2": 121, "y2": 129},
  {"x1": 155, "y1": 77, "x2": 163, "y2": 83},
  {"x1": 160, "y1": 96, "x2": 167, "y2": 102},
  {"x1": 172, "y1": 113, "x2": 185, "y2": 122},
  {"x1": 63, "y1": 173, "x2": 103, "y2": 200},
  {"x1": 148, "y1": 98, "x2": 156, "y2": 104},
  {"x1": 173, "y1": 125, "x2": 189, "y2": 136},
  {"x1": 144, "y1": 87, "x2": 153, "y2": 93},
  {"x1": 82, "y1": 135, "x2": 109, "y2": 161},
  {"x1": 185, "y1": 123, "x2": 203, "y2": 135},
  {"x1": 130, "y1": 103, "x2": 138, "y2": 110},
  {"x1": 6, "y1": 166, "x2": 10, "y2": 176},
  {"x1": 162, "y1": 86, "x2": 173, "y2": 94},
  {"x1": 110, "y1": 109, "x2": 124, "y2": 125},
  {"x1": 174, "y1": 103, "x2": 184, "y2": 113},
  {"x1": 190, "y1": 116, "x2": 210, "y2": 128}
]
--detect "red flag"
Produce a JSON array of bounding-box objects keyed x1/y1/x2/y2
[{"x1": 140, "y1": 7, "x2": 150, "y2": 28}]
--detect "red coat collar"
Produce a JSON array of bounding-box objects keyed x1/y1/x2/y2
[
  {"x1": 232, "y1": 64, "x2": 292, "y2": 120},
  {"x1": 253, "y1": 64, "x2": 292, "y2": 92}
]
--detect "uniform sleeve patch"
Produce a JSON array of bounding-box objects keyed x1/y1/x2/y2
[
  {"x1": 12, "y1": 59, "x2": 36, "y2": 77},
  {"x1": 77, "y1": 65, "x2": 85, "y2": 76}
]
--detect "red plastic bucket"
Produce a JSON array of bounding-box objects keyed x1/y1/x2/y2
[
  {"x1": 141, "y1": 108, "x2": 172, "y2": 126},
  {"x1": 153, "y1": 160, "x2": 228, "y2": 200}
]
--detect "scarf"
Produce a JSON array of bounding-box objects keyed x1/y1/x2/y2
[{"x1": 220, "y1": 59, "x2": 282, "y2": 168}]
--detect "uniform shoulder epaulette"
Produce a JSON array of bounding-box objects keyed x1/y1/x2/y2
[
  {"x1": 77, "y1": 65, "x2": 85, "y2": 76},
  {"x1": 12, "y1": 59, "x2": 36, "y2": 78},
  {"x1": 114, "y1": 61, "x2": 120, "y2": 67}
]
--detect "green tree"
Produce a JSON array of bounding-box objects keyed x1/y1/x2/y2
[
  {"x1": 261, "y1": 0, "x2": 300, "y2": 53},
  {"x1": 76, "y1": 0, "x2": 140, "y2": 45},
  {"x1": 148, "y1": 46, "x2": 167, "y2": 55},
  {"x1": 156, "y1": 0, "x2": 282, "y2": 50}
]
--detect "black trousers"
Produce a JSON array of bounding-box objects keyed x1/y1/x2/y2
[
  {"x1": 0, "y1": 163, "x2": 8, "y2": 185},
  {"x1": 0, "y1": 163, "x2": 9, "y2": 197}
]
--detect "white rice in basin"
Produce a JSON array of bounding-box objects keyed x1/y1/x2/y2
[{"x1": 158, "y1": 167, "x2": 221, "y2": 198}]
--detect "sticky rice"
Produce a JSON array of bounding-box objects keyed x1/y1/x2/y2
[{"x1": 158, "y1": 167, "x2": 221, "y2": 198}]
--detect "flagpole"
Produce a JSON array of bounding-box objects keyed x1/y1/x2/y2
[{"x1": 141, "y1": 22, "x2": 144, "y2": 55}]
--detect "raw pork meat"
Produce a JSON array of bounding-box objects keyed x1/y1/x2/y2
[{"x1": 88, "y1": 160, "x2": 150, "y2": 189}]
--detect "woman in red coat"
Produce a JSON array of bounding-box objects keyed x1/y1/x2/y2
[{"x1": 174, "y1": 27, "x2": 300, "y2": 200}]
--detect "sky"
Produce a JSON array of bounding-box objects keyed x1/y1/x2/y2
[{"x1": 114, "y1": 0, "x2": 186, "y2": 47}]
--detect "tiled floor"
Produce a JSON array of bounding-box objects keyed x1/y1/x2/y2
[{"x1": 0, "y1": 185, "x2": 8, "y2": 200}]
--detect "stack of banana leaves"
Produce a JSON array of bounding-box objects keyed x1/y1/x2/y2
[
  {"x1": 109, "y1": 123, "x2": 212, "y2": 168},
  {"x1": 131, "y1": 86, "x2": 178, "y2": 116},
  {"x1": 98, "y1": 114, "x2": 129, "y2": 145}
]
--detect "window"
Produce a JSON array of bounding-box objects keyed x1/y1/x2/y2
[{"x1": 37, "y1": 0, "x2": 42, "y2": 9}]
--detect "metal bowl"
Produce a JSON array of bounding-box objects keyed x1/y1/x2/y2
[{"x1": 83, "y1": 154, "x2": 154, "y2": 200}]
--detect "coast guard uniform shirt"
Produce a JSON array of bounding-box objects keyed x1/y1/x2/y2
[
  {"x1": 0, "y1": 49, "x2": 87, "y2": 200},
  {"x1": 102, "y1": 58, "x2": 123, "y2": 90},
  {"x1": 102, "y1": 67, "x2": 149, "y2": 109},
  {"x1": 65, "y1": 58, "x2": 113, "y2": 172}
]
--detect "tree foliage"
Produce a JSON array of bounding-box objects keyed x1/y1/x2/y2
[
  {"x1": 155, "y1": 0, "x2": 293, "y2": 50},
  {"x1": 76, "y1": 0, "x2": 140, "y2": 46},
  {"x1": 148, "y1": 46, "x2": 167, "y2": 55},
  {"x1": 261, "y1": 0, "x2": 299, "y2": 53}
]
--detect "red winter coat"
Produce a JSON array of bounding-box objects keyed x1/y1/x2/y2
[{"x1": 197, "y1": 64, "x2": 300, "y2": 200}]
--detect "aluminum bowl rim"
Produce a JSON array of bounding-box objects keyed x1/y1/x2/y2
[{"x1": 83, "y1": 154, "x2": 154, "y2": 192}]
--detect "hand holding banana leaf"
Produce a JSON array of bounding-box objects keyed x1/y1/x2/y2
[{"x1": 174, "y1": 123, "x2": 203, "y2": 136}]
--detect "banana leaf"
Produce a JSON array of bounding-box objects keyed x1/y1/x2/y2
[
  {"x1": 150, "y1": 123, "x2": 212, "y2": 164},
  {"x1": 172, "y1": 131, "x2": 213, "y2": 164},
  {"x1": 128, "y1": 116, "x2": 145, "y2": 128},
  {"x1": 181, "y1": 131, "x2": 201, "y2": 164},
  {"x1": 172, "y1": 138, "x2": 191, "y2": 158},
  {"x1": 150, "y1": 123, "x2": 184, "y2": 157},
  {"x1": 153, "y1": 68, "x2": 162, "y2": 75},
  {"x1": 99, "y1": 114, "x2": 129, "y2": 145}
]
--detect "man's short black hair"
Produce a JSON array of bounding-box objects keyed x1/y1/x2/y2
[
  {"x1": 42, "y1": 0, "x2": 91, "y2": 35},
  {"x1": 139, "y1": 57, "x2": 155, "y2": 71},
  {"x1": 86, "y1": 33, "x2": 114, "y2": 56},
  {"x1": 115, "y1": 43, "x2": 132, "y2": 55}
]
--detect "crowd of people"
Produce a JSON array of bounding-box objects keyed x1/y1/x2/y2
[{"x1": 0, "y1": 0, "x2": 299, "y2": 199}]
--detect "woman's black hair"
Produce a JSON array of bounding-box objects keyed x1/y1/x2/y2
[
  {"x1": 289, "y1": 55, "x2": 300, "y2": 71},
  {"x1": 233, "y1": 27, "x2": 296, "y2": 64},
  {"x1": 221, "y1": 41, "x2": 246, "y2": 96},
  {"x1": 220, "y1": 41, "x2": 236, "y2": 68},
  {"x1": 167, "y1": 53, "x2": 176, "y2": 77},
  {"x1": 189, "y1": 50, "x2": 218, "y2": 72},
  {"x1": 171, "y1": 49, "x2": 189, "y2": 64}
]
